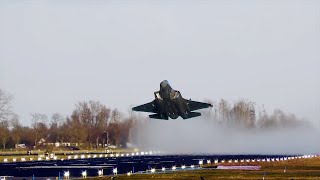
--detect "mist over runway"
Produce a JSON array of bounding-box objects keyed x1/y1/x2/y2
[{"x1": 133, "y1": 116, "x2": 319, "y2": 155}]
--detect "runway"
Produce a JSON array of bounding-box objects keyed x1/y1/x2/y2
[{"x1": 0, "y1": 154, "x2": 297, "y2": 178}]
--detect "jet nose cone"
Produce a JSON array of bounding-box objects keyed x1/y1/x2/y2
[{"x1": 160, "y1": 80, "x2": 169, "y2": 88}]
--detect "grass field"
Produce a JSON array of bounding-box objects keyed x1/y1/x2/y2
[{"x1": 83, "y1": 157, "x2": 320, "y2": 180}]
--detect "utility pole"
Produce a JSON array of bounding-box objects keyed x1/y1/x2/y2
[
  {"x1": 107, "y1": 132, "x2": 109, "y2": 147},
  {"x1": 96, "y1": 137, "x2": 99, "y2": 149}
]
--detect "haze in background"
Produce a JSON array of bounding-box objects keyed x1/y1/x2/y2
[{"x1": 1, "y1": 1, "x2": 319, "y2": 127}]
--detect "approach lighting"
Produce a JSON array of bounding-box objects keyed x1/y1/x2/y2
[
  {"x1": 98, "y1": 169, "x2": 103, "y2": 176},
  {"x1": 151, "y1": 168, "x2": 156, "y2": 173},
  {"x1": 81, "y1": 171, "x2": 87, "y2": 178},
  {"x1": 113, "y1": 168, "x2": 118, "y2": 175},
  {"x1": 64, "y1": 171, "x2": 70, "y2": 179}
]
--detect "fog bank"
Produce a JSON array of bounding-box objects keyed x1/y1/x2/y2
[{"x1": 133, "y1": 117, "x2": 319, "y2": 155}]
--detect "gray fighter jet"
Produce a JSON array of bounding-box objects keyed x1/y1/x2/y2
[{"x1": 132, "y1": 80, "x2": 213, "y2": 120}]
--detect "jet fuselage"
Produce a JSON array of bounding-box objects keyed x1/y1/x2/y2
[{"x1": 154, "y1": 80, "x2": 190, "y2": 119}]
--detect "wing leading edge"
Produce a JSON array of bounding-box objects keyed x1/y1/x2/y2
[{"x1": 132, "y1": 100, "x2": 156, "y2": 113}]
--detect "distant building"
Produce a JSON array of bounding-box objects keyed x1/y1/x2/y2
[
  {"x1": 37, "y1": 138, "x2": 46, "y2": 145},
  {"x1": 15, "y1": 144, "x2": 26, "y2": 149}
]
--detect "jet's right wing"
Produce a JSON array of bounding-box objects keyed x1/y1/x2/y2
[
  {"x1": 132, "y1": 100, "x2": 157, "y2": 113},
  {"x1": 187, "y1": 100, "x2": 213, "y2": 111}
]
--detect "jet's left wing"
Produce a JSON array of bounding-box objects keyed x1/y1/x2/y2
[
  {"x1": 187, "y1": 100, "x2": 212, "y2": 111},
  {"x1": 132, "y1": 100, "x2": 157, "y2": 113}
]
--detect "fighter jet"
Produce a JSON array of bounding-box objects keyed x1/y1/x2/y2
[{"x1": 132, "y1": 80, "x2": 213, "y2": 120}]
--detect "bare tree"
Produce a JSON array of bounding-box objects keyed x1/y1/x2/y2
[
  {"x1": 48, "y1": 113, "x2": 65, "y2": 143},
  {"x1": 31, "y1": 113, "x2": 48, "y2": 126},
  {"x1": 0, "y1": 120, "x2": 10, "y2": 149},
  {"x1": 119, "y1": 117, "x2": 134, "y2": 148},
  {"x1": 10, "y1": 114, "x2": 23, "y2": 146},
  {"x1": 218, "y1": 99, "x2": 230, "y2": 122},
  {"x1": 0, "y1": 89, "x2": 13, "y2": 121},
  {"x1": 31, "y1": 113, "x2": 48, "y2": 148},
  {"x1": 50, "y1": 113, "x2": 64, "y2": 127},
  {"x1": 67, "y1": 101, "x2": 112, "y2": 147},
  {"x1": 230, "y1": 100, "x2": 256, "y2": 128},
  {"x1": 108, "y1": 109, "x2": 122, "y2": 146}
]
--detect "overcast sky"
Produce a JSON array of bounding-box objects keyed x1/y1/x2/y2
[{"x1": 1, "y1": 0, "x2": 319, "y2": 126}]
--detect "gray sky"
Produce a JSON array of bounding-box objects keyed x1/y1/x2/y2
[{"x1": 1, "y1": 0, "x2": 319, "y2": 125}]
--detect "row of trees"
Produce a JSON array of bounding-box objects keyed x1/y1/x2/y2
[
  {"x1": 0, "y1": 88, "x2": 306, "y2": 150},
  {"x1": 0, "y1": 89, "x2": 137, "y2": 149},
  {"x1": 202, "y1": 99, "x2": 306, "y2": 129},
  {"x1": 0, "y1": 103, "x2": 136, "y2": 149}
]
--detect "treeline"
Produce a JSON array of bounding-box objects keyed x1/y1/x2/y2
[
  {"x1": 0, "y1": 88, "x2": 307, "y2": 150},
  {"x1": 202, "y1": 99, "x2": 307, "y2": 129},
  {"x1": 0, "y1": 99, "x2": 137, "y2": 149}
]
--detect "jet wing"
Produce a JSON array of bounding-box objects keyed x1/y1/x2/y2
[
  {"x1": 187, "y1": 100, "x2": 212, "y2": 111},
  {"x1": 132, "y1": 100, "x2": 156, "y2": 113}
]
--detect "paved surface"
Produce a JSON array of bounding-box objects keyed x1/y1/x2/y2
[{"x1": 0, "y1": 154, "x2": 290, "y2": 178}]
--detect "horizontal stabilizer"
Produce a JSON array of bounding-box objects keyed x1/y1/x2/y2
[
  {"x1": 149, "y1": 114, "x2": 168, "y2": 120},
  {"x1": 183, "y1": 112, "x2": 201, "y2": 119}
]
